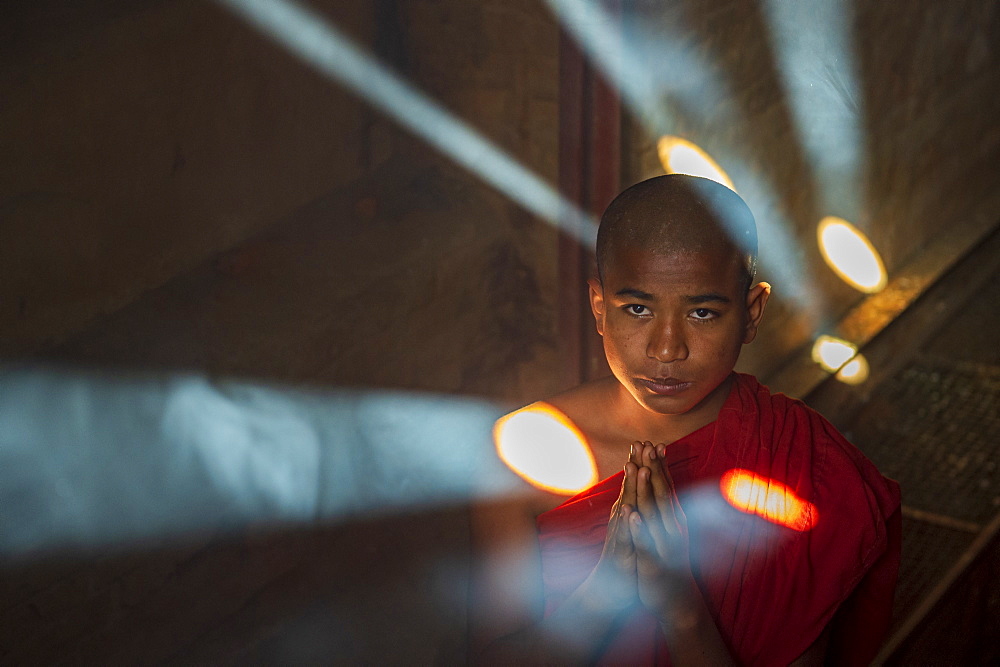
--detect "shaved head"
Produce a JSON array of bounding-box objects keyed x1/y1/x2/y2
[{"x1": 596, "y1": 175, "x2": 758, "y2": 292}]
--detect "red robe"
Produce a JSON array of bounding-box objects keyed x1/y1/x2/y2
[{"x1": 536, "y1": 373, "x2": 901, "y2": 666}]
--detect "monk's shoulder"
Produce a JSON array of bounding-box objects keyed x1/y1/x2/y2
[
  {"x1": 544, "y1": 376, "x2": 619, "y2": 436},
  {"x1": 741, "y1": 376, "x2": 899, "y2": 515}
]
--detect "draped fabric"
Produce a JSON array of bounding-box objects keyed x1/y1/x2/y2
[{"x1": 536, "y1": 373, "x2": 901, "y2": 666}]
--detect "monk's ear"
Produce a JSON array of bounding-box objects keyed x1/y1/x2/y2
[
  {"x1": 588, "y1": 278, "x2": 606, "y2": 336},
  {"x1": 743, "y1": 281, "x2": 770, "y2": 344}
]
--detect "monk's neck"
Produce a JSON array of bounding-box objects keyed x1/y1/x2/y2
[{"x1": 611, "y1": 374, "x2": 733, "y2": 445}]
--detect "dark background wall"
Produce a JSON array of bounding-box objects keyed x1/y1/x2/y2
[
  {"x1": 2, "y1": 0, "x2": 566, "y2": 402},
  {"x1": 621, "y1": 0, "x2": 1000, "y2": 379},
  {"x1": 1, "y1": 0, "x2": 997, "y2": 663}
]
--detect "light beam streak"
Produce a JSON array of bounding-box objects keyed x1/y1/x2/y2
[
  {"x1": 0, "y1": 366, "x2": 519, "y2": 559},
  {"x1": 761, "y1": 0, "x2": 865, "y2": 220},
  {"x1": 216, "y1": 0, "x2": 596, "y2": 246},
  {"x1": 546, "y1": 0, "x2": 818, "y2": 315}
]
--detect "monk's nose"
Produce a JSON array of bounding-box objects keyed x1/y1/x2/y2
[{"x1": 647, "y1": 320, "x2": 688, "y2": 363}]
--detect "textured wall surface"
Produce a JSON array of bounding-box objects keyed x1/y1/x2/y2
[
  {"x1": 2, "y1": 0, "x2": 563, "y2": 663},
  {"x1": 1, "y1": 0, "x2": 373, "y2": 358},
  {"x1": 3, "y1": 0, "x2": 566, "y2": 402},
  {"x1": 2, "y1": 0, "x2": 998, "y2": 662},
  {"x1": 620, "y1": 0, "x2": 1000, "y2": 380}
]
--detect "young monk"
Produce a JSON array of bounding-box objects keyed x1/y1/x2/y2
[{"x1": 469, "y1": 174, "x2": 901, "y2": 665}]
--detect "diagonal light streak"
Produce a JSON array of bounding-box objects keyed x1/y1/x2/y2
[
  {"x1": 216, "y1": 0, "x2": 596, "y2": 246},
  {"x1": 0, "y1": 365, "x2": 517, "y2": 558},
  {"x1": 545, "y1": 0, "x2": 725, "y2": 136},
  {"x1": 761, "y1": 0, "x2": 865, "y2": 221},
  {"x1": 546, "y1": 0, "x2": 817, "y2": 312}
]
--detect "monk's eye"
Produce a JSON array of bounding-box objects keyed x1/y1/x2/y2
[
  {"x1": 691, "y1": 308, "x2": 718, "y2": 321},
  {"x1": 623, "y1": 304, "x2": 651, "y2": 317}
]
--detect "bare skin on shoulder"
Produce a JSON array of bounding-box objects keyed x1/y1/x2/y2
[{"x1": 470, "y1": 175, "x2": 785, "y2": 665}]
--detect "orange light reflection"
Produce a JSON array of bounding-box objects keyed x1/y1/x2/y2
[
  {"x1": 720, "y1": 469, "x2": 819, "y2": 532},
  {"x1": 493, "y1": 403, "x2": 597, "y2": 495}
]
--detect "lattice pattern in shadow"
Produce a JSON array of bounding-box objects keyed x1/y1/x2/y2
[{"x1": 848, "y1": 359, "x2": 1000, "y2": 525}]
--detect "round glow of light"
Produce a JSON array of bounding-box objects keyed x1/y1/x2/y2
[
  {"x1": 811, "y1": 335, "x2": 858, "y2": 373},
  {"x1": 493, "y1": 403, "x2": 597, "y2": 495},
  {"x1": 836, "y1": 355, "x2": 870, "y2": 385},
  {"x1": 817, "y1": 216, "x2": 887, "y2": 293},
  {"x1": 657, "y1": 136, "x2": 736, "y2": 191}
]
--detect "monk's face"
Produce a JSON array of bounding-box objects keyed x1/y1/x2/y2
[{"x1": 589, "y1": 241, "x2": 767, "y2": 419}]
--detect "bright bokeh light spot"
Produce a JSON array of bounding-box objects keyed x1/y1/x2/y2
[
  {"x1": 817, "y1": 216, "x2": 888, "y2": 293},
  {"x1": 811, "y1": 335, "x2": 857, "y2": 373},
  {"x1": 493, "y1": 403, "x2": 597, "y2": 495},
  {"x1": 836, "y1": 355, "x2": 870, "y2": 385},
  {"x1": 657, "y1": 136, "x2": 736, "y2": 191},
  {"x1": 720, "y1": 469, "x2": 819, "y2": 532}
]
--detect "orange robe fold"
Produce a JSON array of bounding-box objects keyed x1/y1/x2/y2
[{"x1": 536, "y1": 373, "x2": 901, "y2": 666}]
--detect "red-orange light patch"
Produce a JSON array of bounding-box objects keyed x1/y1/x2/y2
[{"x1": 720, "y1": 469, "x2": 819, "y2": 532}]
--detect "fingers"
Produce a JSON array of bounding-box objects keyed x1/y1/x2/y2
[
  {"x1": 642, "y1": 443, "x2": 682, "y2": 529},
  {"x1": 611, "y1": 443, "x2": 641, "y2": 517},
  {"x1": 628, "y1": 440, "x2": 646, "y2": 467},
  {"x1": 624, "y1": 441, "x2": 681, "y2": 538},
  {"x1": 635, "y1": 443, "x2": 665, "y2": 511},
  {"x1": 635, "y1": 455, "x2": 671, "y2": 556},
  {"x1": 613, "y1": 504, "x2": 636, "y2": 555},
  {"x1": 628, "y1": 511, "x2": 651, "y2": 553},
  {"x1": 635, "y1": 442, "x2": 689, "y2": 555},
  {"x1": 641, "y1": 441, "x2": 673, "y2": 492},
  {"x1": 627, "y1": 511, "x2": 661, "y2": 579},
  {"x1": 609, "y1": 460, "x2": 639, "y2": 556},
  {"x1": 623, "y1": 459, "x2": 638, "y2": 510},
  {"x1": 602, "y1": 500, "x2": 636, "y2": 578}
]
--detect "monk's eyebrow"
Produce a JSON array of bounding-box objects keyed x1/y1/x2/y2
[
  {"x1": 684, "y1": 293, "x2": 732, "y2": 304},
  {"x1": 615, "y1": 287, "x2": 655, "y2": 300}
]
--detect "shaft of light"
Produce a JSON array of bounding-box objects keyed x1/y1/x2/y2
[
  {"x1": 761, "y1": 0, "x2": 865, "y2": 217},
  {"x1": 0, "y1": 366, "x2": 519, "y2": 558},
  {"x1": 217, "y1": 0, "x2": 596, "y2": 246},
  {"x1": 546, "y1": 0, "x2": 817, "y2": 319}
]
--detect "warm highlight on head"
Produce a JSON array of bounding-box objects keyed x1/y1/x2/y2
[{"x1": 596, "y1": 175, "x2": 758, "y2": 292}]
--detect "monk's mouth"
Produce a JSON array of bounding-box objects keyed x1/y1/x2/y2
[{"x1": 637, "y1": 378, "x2": 693, "y2": 396}]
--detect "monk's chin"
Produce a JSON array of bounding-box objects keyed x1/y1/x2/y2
[
  {"x1": 629, "y1": 377, "x2": 733, "y2": 418},
  {"x1": 629, "y1": 390, "x2": 702, "y2": 417}
]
